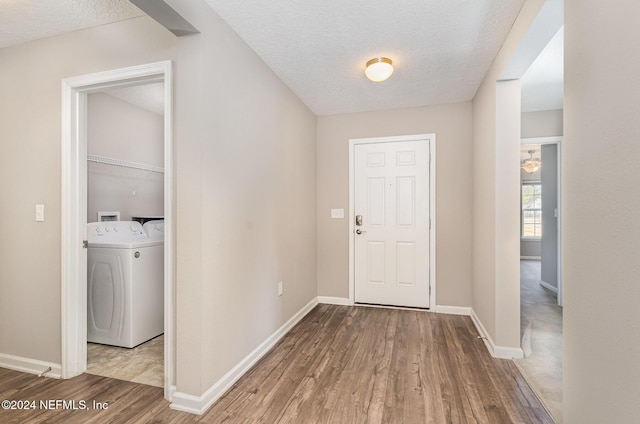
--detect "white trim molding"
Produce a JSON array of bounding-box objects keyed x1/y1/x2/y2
[
  {"x1": 470, "y1": 309, "x2": 524, "y2": 359},
  {"x1": 0, "y1": 354, "x2": 62, "y2": 379},
  {"x1": 170, "y1": 297, "x2": 319, "y2": 415},
  {"x1": 539, "y1": 280, "x2": 559, "y2": 293},
  {"x1": 61, "y1": 61, "x2": 175, "y2": 400},
  {"x1": 434, "y1": 305, "x2": 472, "y2": 316},
  {"x1": 521, "y1": 136, "x2": 563, "y2": 307},
  {"x1": 318, "y1": 296, "x2": 351, "y2": 305}
]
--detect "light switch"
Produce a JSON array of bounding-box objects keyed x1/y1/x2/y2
[
  {"x1": 36, "y1": 204, "x2": 45, "y2": 222},
  {"x1": 330, "y1": 209, "x2": 345, "y2": 219}
]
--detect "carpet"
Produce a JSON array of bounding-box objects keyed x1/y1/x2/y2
[{"x1": 513, "y1": 260, "x2": 563, "y2": 423}]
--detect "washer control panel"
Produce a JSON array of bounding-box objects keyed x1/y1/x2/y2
[
  {"x1": 88, "y1": 221, "x2": 146, "y2": 242},
  {"x1": 143, "y1": 220, "x2": 164, "y2": 240}
]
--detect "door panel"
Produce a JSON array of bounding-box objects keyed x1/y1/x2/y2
[
  {"x1": 367, "y1": 242, "x2": 386, "y2": 284},
  {"x1": 354, "y1": 140, "x2": 430, "y2": 308},
  {"x1": 367, "y1": 178, "x2": 386, "y2": 226}
]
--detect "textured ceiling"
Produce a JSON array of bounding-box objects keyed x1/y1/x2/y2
[
  {"x1": 0, "y1": 0, "x2": 143, "y2": 49},
  {"x1": 0, "y1": 0, "x2": 558, "y2": 117},
  {"x1": 203, "y1": 0, "x2": 526, "y2": 115}
]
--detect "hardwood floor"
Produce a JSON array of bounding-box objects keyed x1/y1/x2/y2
[{"x1": 0, "y1": 305, "x2": 553, "y2": 423}]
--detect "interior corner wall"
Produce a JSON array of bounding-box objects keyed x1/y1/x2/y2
[
  {"x1": 167, "y1": 0, "x2": 318, "y2": 398},
  {"x1": 87, "y1": 92, "x2": 164, "y2": 222},
  {"x1": 564, "y1": 1, "x2": 640, "y2": 422},
  {"x1": 0, "y1": 16, "x2": 177, "y2": 368},
  {"x1": 316, "y1": 102, "x2": 473, "y2": 308},
  {"x1": 471, "y1": 0, "x2": 545, "y2": 347},
  {"x1": 494, "y1": 80, "x2": 522, "y2": 348}
]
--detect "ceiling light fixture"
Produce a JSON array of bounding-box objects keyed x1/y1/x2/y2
[
  {"x1": 521, "y1": 150, "x2": 542, "y2": 173},
  {"x1": 365, "y1": 57, "x2": 394, "y2": 82}
]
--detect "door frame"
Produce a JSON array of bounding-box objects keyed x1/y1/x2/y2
[
  {"x1": 521, "y1": 136, "x2": 563, "y2": 306},
  {"x1": 348, "y1": 134, "x2": 436, "y2": 308},
  {"x1": 61, "y1": 61, "x2": 175, "y2": 399}
]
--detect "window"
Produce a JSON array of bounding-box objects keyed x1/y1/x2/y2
[{"x1": 522, "y1": 182, "x2": 542, "y2": 238}]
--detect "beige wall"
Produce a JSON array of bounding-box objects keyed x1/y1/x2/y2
[
  {"x1": 0, "y1": 1, "x2": 318, "y2": 402},
  {"x1": 166, "y1": 0, "x2": 318, "y2": 396},
  {"x1": 316, "y1": 102, "x2": 473, "y2": 307},
  {"x1": 471, "y1": 0, "x2": 545, "y2": 347},
  {"x1": 521, "y1": 109, "x2": 563, "y2": 138},
  {"x1": 564, "y1": 1, "x2": 640, "y2": 422},
  {"x1": 87, "y1": 92, "x2": 164, "y2": 222},
  {"x1": 0, "y1": 16, "x2": 177, "y2": 366}
]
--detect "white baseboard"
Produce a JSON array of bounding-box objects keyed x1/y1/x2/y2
[
  {"x1": 539, "y1": 280, "x2": 558, "y2": 293},
  {"x1": 434, "y1": 305, "x2": 471, "y2": 316},
  {"x1": 520, "y1": 256, "x2": 541, "y2": 260},
  {"x1": 0, "y1": 353, "x2": 62, "y2": 379},
  {"x1": 317, "y1": 296, "x2": 351, "y2": 305},
  {"x1": 170, "y1": 297, "x2": 319, "y2": 415},
  {"x1": 469, "y1": 309, "x2": 524, "y2": 359}
]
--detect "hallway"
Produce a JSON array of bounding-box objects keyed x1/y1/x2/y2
[
  {"x1": 0, "y1": 304, "x2": 553, "y2": 423},
  {"x1": 514, "y1": 260, "x2": 563, "y2": 422}
]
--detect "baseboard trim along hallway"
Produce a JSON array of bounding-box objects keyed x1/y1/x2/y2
[
  {"x1": 171, "y1": 297, "x2": 524, "y2": 415},
  {"x1": 470, "y1": 308, "x2": 525, "y2": 359},
  {"x1": 170, "y1": 297, "x2": 319, "y2": 414},
  {"x1": 0, "y1": 353, "x2": 62, "y2": 379},
  {"x1": 1, "y1": 304, "x2": 551, "y2": 423}
]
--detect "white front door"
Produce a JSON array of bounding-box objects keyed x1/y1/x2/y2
[{"x1": 354, "y1": 140, "x2": 430, "y2": 308}]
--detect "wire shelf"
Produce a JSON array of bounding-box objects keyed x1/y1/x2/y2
[{"x1": 87, "y1": 154, "x2": 164, "y2": 174}]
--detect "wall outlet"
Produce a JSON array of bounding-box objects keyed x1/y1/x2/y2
[{"x1": 278, "y1": 281, "x2": 283, "y2": 296}]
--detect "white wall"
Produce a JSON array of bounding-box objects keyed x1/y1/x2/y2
[
  {"x1": 316, "y1": 103, "x2": 473, "y2": 308},
  {"x1": 87, "y1": 92, "x2": 164, "y2": 222},
  {"x1": 564, "y1": 1, "x2": 640, "y2": 422}
]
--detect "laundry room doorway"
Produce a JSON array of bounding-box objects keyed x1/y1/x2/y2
[
  {"x1": 84, "y1": 82, "x2": 166, "y2": 388},
  {"x1": 61, "y1": 61, "x2": 174, "y2": 400}
]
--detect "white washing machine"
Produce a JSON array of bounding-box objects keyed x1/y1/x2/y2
[
  {"x1": 143, "y1": 219, "x2": 164, "y2": 241},
  {"x1": 87, "y1": 221, "x2": 164, "y2": 348}
]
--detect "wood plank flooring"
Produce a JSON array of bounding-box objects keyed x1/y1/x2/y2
[{"x1": 0, "y1": 304, "x2": 553, "y2": 423}]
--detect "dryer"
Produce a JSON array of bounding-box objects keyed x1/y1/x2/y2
[
  {"x1": 87, "y1": 221, "x2": 163, "y2": 348},
  {"x1": 143, "y1": 219, "x2": 164, "y2": 241}
]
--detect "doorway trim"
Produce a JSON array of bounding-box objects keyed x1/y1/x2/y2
[
  {"x1": 522, "y1": 136, "x2": 563, "y2": 306},
  {"x1": 348, "y1": 134, "x2": 436, "y2": 308},
  {"x1": 61, "y1": 61, "x2": 174, "y2": 399}
]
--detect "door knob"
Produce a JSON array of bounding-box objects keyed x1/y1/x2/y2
[{"x1": 356, "y1": 229, "x2": 366, "y2": 235}]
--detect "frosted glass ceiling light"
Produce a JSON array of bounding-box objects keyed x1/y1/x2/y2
[
  {"x1": 365, "y1": 57, "x2": 394, "y2": 82},
  {"x1": 521, "y1": 150, "x2": 542, "y2": 173}
]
